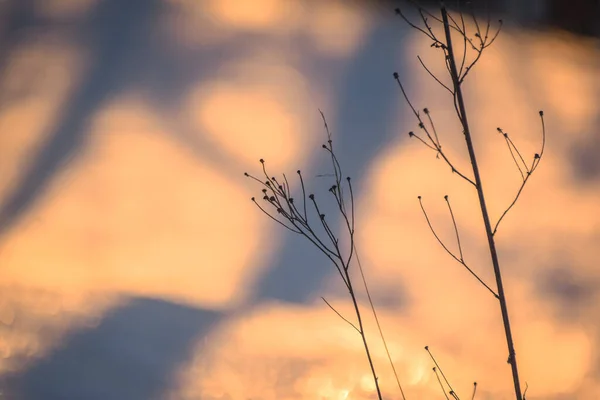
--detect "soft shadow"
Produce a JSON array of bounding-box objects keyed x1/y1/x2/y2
[
  {"x1": 0, "y1": 0, "x2": 164, "y2": 239},
  {"x1": 2, "y1": 296, "x2": 220, "y2": 400},
  {"x1": 251, "y1": 13, "x2": 410, "y2": 307}
]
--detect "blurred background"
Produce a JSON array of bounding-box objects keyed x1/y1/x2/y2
[{"x1": 0, "y1": 0, "x2": 598, "y2": 398}]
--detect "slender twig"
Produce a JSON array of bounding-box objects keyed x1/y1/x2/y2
[
  {"x1": 471, "y1": 382, "x2": 478, "y2": 400},
  {"x1": 440, "y1": 6, "x2": 523, "y2": 398},
  {"x1": 426, "y1": 345, "x2": 457, "y2": 397},
  {"x1": 418, "y1": 196, "x2": 499, "y2": 298},
  {"x1": 433, "y1": 367, "x2": 451, "y2": 400},
  {"x1": 417, "y1": 55, "x2": 454, "y2": 94},
  {"x1": 245, "y1": 113, "x2": 387, "y2": 400},
  {"x1": 424, "y1": 108, "x2": 441, "y2": 147},
  {"x1": 355, "y1": 246, "x2": 407, "y2": 400},
  {"x1": 321, "y1": 297, "x2": 360, "y2": 334},
  {"x1": 492, "y1": 112, "x2": 546, "y2": 236},
  {"x1": 394, "y1": 73, "x2": 477, "y2": 187},
  {"x1": 444, "y1": 195, "x2": 464, "y2": 261},
  {"x1": 418, "y1": 196, "x2": 462, "y2": 264}
]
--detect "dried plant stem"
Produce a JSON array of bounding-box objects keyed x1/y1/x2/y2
[
  {"x1": 440, "y1": 6, "x2": 522, "y2": 399},
  {"x1": 245, "y1": 114, "x2": 391, "y2": 400},
  {"x1": 346, "y1": 275, "x2": 384, "y2": 400}
]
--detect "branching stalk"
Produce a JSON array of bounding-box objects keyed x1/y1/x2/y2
[{"x1": 440, "y1": 6, "x2": 523, "y2": 399}]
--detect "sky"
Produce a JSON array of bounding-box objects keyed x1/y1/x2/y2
[{"x1": 0, "y1": 0, "x2": 599, "y2": 399}]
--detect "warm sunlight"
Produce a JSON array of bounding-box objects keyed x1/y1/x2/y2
[{"x1": 0, "y1": 0, "x2": 599, "y2": 399}]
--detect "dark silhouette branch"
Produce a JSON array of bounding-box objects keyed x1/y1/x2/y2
[
  {"x1": 441, "y1": 5, "x2": 523, "y2": 398},
  {"x1": 321, "y1": 296, "x2": 360, "y2": 334},
  {"x1": 418, "y1": 196, "x2": 498, "y2": 298},
  {"x1": 426, "y1": 345, "x2": 457, "y2": 398},
  {"x1": 492, "y1": 112, "x2": 546, "y2": 236},
  {"x1": 245, "y1": 112, "x2": 400, "y2": 400}
]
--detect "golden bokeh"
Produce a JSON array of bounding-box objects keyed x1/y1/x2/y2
[{"x1": 0, "y1": 0, "x2": 599, "y2": 399}]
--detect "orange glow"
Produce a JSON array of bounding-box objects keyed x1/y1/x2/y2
[{"x1": 1, "y1": 1, "x2": 599, "y2": 398}]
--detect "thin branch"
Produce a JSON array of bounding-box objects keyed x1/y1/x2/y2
[
  {"x1": 322, "y1": 297, "x2": 360, "y2": 334},
  {"x1": 424, "y1": 108, "x2": 441, "y2": 147},
  {"x1": 498, "y1": 129, "x2": 526, "y2": 180},
  {"x1": 251, "y1": 197, "x2": 300, "y2": 233},
  {"x1": 433, "y1": 367, "x2": 450, "y2": 400},
  {"x1": 355, "y1": 246, "x2": 407, "y2": 400},
  {"x1": 409, "y1": 130, "x2": 438, "y2": 150},
  {"x1": 440, "y1": 5, "x2": 523, "y2": 397},
  {"x1": 394, "y1": 6, "x2": 439, "y2": 44},
  {"x1": 419, "y1": 196, "x2": 462, "y2": 264},
  {"x1": 417, "y1": 55, "x2": 454, "y2": 94},
  {"x1": 419, "y1": 196, "x2": 499, "y2": 298},
  {"x1": 492, "y1": 112, "x2": 546, "y2": 236},
  {"x1": 444, "y1": 195, "x2": 464, "y2": 261},
  {"x1": 394, "y1": 74, "x2": 476, "y2": 187},
  {"x1": 246, "y1": 111, "x2": 386, "y2": 400},
  {"x1": 426, "y1": 346, "x2": 457, "y2": 397},
  {"x1": 471, "y1": 382, "x2": 478, "y2": 400}
]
